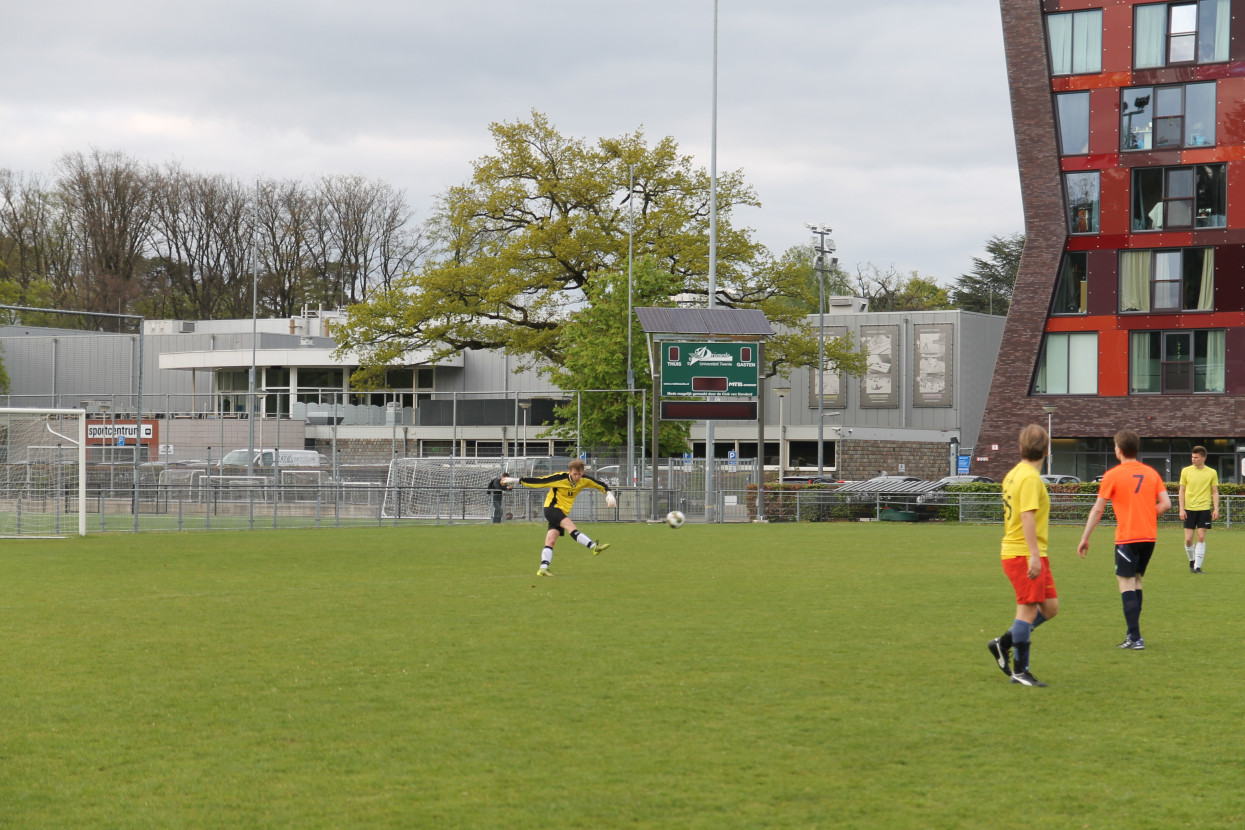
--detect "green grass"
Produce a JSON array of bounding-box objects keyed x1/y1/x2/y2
[{"x1": 1, "y1": 522, "x2": 1242, "y2": 828}]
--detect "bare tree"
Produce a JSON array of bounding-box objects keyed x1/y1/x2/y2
[{"x1": 57, "y1": 149, "x2": 155, "y2": 315}]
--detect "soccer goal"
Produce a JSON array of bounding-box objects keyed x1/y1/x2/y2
[
  {"x1": 382, "y1": 457, "x2": 543, "y2": 520},
  {"x1": 0, "y1": 408, "x2": 87, "y2": 537}
]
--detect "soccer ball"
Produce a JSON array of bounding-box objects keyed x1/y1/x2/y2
[{"x1": 665, "y1": 510, "x2": 686, "y2": 528}]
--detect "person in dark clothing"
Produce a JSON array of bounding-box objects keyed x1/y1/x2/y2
[{"x1": 486, "y1": 472, "x2": 513, "y2": 524}]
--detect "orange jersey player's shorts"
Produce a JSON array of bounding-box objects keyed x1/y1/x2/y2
[{"x1": 1002, "y1": 556, "x2": 1057, "y2": 605}]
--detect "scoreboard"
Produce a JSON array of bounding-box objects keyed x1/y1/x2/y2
[{"x1": 659, "y1": 341, "x2": 759, "y2": 398}]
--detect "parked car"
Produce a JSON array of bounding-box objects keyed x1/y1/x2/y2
[
  {"x1": 1040, "y1": 474, "x2": 1081, "y2": 485},
  {"x1": 779, "y1": 475, "x2": 845, "y2": 485},
  {"x1": 938, "y1": 475, "x2": 995, "y2": 485}
]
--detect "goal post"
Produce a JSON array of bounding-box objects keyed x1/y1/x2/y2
[{"x1": 0, "y1": 407, "x2": 87, "y2": 537}]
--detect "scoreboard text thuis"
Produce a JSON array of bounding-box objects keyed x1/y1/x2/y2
[{"x1": 660, "y1": 342, "x2": 759, "y2": 397}]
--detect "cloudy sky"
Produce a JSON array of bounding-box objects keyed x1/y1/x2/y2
[{"x1": 1, "y1": 0, "x2": 1022, "y2": 286}]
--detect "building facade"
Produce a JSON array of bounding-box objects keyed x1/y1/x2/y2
[
  {"x1": 2, "y1": 304, "x2": 1003, "y2": 481},
  {"x1": 979, "y1": 0, "x2": 1245, "y2": 483}
]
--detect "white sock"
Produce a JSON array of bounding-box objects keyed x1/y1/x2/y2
[
  {"x1": 540, "y1": 546, "x2": 553, "y2": 569},
  {"x1": 1185, "y1": 545, "x2": 1196, "y2": 562},
  {"x1": 574, "y1": 532, "x2": 594, "y2": 549},
  {"x1": 1195, "y1": 542, "x2": 1206, "y2": 569}
]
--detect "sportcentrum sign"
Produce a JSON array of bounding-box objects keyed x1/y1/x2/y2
[
  {"x1": 86, "y1": 420, "x2": 159, "y2": 446},
  {"x1": 660, "y1": 342, "x2": 759, "y2": 398}
]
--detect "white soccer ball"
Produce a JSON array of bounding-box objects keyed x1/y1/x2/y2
[{"x1": 665, "y1": 510, "x2": 686, "y2": 528}]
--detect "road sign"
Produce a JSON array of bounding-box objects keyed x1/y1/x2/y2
[{"x1": 660, "y1": 342, "x2": 759, "y2": 397}]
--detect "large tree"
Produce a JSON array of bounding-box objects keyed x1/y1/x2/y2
[
  {"x1": 338, "y1": 112, "x2": 864, "y2": 394},
  {"x1": 950, "y1": 232, "x2": 1024, "y2": 315}
]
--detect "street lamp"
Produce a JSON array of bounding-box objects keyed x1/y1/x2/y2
[
  {"x1": 775, "y1": 385, "x2": 791, "y2": 480},
  {"x1": 1042, "y1": 404, "x2": 1057, "y2": 475},
  {"x1": 806, "y1": 223, "x2": 836, "y2": 477},
  {"x1": 519, "y1": 400, "x2": 531, "y2": 456}
]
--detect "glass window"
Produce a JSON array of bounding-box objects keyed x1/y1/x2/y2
[
  {"x1": 1135, "y1": 1, "x2": 1230, "y2": 68},
  {"x1": 1120, "y1": 248, "x2": 1213, "y2": 312},
  {"x1": 1034, "y1": 332, "x2": 1098, "y2": 395},
  {"x1": 1130, "y1": 328, "x2": 1225, "y2": 393},
  {"x1": 1048, "y1": 9, "x2": 1103, "y2": 75},
  {"x1": 1132, "y1": 164, "x2": 1226, "y2": 230},
  {"x1": 1066, "y1": 172, "x2": 1100, "y2": 234},
  {"x1": 1122, "y1": 83, "x2": 1215, "y2": 151},
  {"x1": 1052, "y1": 252, "x2": 1088, "y2": 314},
  {"x1": 1057, "y1": 93, "x2": 1090, "y2": 155}
]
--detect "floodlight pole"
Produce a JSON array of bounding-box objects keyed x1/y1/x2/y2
[
  {"x1": 1043, "y1": 404, "x2": 1057, "y2": 475},
  {"x1": 705, "y1": 0, "x2": 719, "y2": 523},
  {"x1": 806, "y1": 223, "x2": 836, "y2": 477},
  {"x1": 627, "y1": 164, "x2": 636, "y2": 489}
]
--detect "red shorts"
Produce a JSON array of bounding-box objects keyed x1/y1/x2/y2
[{"x1": 1002, "y1": 555, "x2": 1057, "y2": 605}]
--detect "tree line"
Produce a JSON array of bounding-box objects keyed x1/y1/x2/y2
[{"x1": 0, "y1": 149, "x2": 430, "y2": 326}]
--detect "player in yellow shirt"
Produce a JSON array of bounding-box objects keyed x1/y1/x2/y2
[
  {"x1": 1178, "y1": 446, "x2": 1219, "y2": 574},
  {"x1": 504, "y1": 459, "x2": 614, "y2": 576},
  {"x1": 986, "y1": 424, "x2": 1059, "y2": 687}
]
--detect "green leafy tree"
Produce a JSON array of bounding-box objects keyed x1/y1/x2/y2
[
  {"x1": 548, "y1": 258, "x2": 690, "y2": 454},
  {"x1": 951, "y1": 232, "x2": 1024, "y2": 315},
  {"x1": 337, "y1": 112, "x2": 865, "y2": 412}
]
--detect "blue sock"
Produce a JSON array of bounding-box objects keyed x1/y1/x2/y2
[
  {"x1": 1010, "y1": 619, "x2": 1033, "y2": 673},
  {"x1": 1033, "y1": 610, "x2": 1047, "y2": 628}
]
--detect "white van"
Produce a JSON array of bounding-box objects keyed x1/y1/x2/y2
[{"x1": 219, "y1": 448, "x2": 326, "y2": 468}]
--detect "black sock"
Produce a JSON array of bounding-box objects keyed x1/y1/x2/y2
[
  {"x1": 1000, "y1": 630, "x2": 1014, "y2": 652},
  {"x1": 1012, "y1": 641, "x2": 1031, "y2": 673},
  {"x1": 1122, "y1": 590, "x2": 1141, "y2": 639}
]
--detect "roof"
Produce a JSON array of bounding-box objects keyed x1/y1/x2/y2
[
  {"x1": 634, "y1": 307, "x2": 773, "y2": 337},
  {"x1": 836, "y1": 476, "x2": 943, "y2": 496}
]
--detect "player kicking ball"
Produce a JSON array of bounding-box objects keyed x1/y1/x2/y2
[{"x1": 503, "y1": 459, "x2": 615, "y2": 576}]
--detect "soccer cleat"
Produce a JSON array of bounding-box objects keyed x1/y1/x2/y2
[
  {"x1": 537, "y1": 566, "x2": 553, "y2": 577},
  {"x1": 1117, "y1": 637, "x2": 1144, "y2": 650},
  {"x1": 1009, "y1": 671, "x2": 1048, "y2": 687},
  {"x1": 1189, "y1": 560, "x2": 1196, "y2": 572},
  {"x1": 1194, "y1": 567, "x2": 1204, "y2": 574},
  {"x1": 593, "y1": 542, "x2": 610, "y2": 556},
  {"x1": 987, "y1": 639, "x2": 1011, "y2": 676}
]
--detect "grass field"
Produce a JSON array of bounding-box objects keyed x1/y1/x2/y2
[{"x1": 2, "y1": 521, "x2": 1242, "y2": 828}]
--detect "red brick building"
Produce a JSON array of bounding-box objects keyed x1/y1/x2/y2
[{"x1": 978, "y1": 0, "x2": 1245, "y2": 483}]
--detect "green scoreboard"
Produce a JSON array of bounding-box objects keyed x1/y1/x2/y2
[{"x1": 660, "y1": 341, "x2": 759, "y2": 398}]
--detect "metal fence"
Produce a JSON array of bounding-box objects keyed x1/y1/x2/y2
[{"x1": 4, "y1": 472, "x2": 1241, "y2": 535}]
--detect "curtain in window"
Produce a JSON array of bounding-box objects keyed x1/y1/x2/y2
[
  {"x1": 1205, "y1": 330, "x2": 1226, "y2": 391},
  {"x1": 1074, "y1": 11, "x2": 1103, "y2": 73},
  {"x1": 1207, "y1": 0, "x2": 1231, "y2": 62},
  {"x1": 1130, "y1": 331, "x2": 1159, "y2": 393},
  {"x1": 1068, "y1": 333, "x2": 1098, "y2": 394},
  {"x1": 1135, "y1": 5, "x2": 1166, "y2": 68},
  {"x1": 1198, "y1": 249, "x2": 1215, "y2": 310},
  {"x1": 1048, "y1": 14, "x2": 1073, "y2": 74},
  {"x1": 1120, "y1": 251, "x2": 1151, "y2": 311}
]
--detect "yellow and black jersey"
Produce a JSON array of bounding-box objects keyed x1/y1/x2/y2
[{"x1": 518, "y1": 472, "x2": 609, "y2": 512}]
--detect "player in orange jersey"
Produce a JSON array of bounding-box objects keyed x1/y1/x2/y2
[{"x1": 1077, "y1": 429, "x2": 1172, "y2": 650}]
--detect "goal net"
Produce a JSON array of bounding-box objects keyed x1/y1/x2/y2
[
  {"x1": 0, "y1": 408, "x2": 87, "y2": 536},
  {"x1": 382, "y1": 457, "x2": 544, "y2": 520}
]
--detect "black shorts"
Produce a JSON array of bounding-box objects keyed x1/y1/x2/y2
[
  {"x1": 1183, "y1": 509, "x2": 1213, "y2": 530},
  {"x1": 1114, "y1": 542, "x2": 1155, "y2": 579},
  {"x1": 544, "y1": 506, "x2": 568, "y2": 534}
]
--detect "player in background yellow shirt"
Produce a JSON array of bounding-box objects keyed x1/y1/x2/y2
[
  {"x1": 987, "y1": 424, "x2": 1059, "y2": 687},
  {"x1": 1178, "y1": 446, "x2": 1219, "y2": 574}
]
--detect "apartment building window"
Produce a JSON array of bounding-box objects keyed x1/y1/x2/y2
[
  {"x1": 1057, "y1": 93, "x2": 1090, "y2": 155},
  {"x1": 1120, "y1": 248, "x2": 1213, "y2": 312},
  {"x1": 1047, "y1": 9, "x2": 1103, "y2": 75},
  {"x1": 1066, "y1": 171, "x2": 1100, "y2": 234},
  {"x1": 1135, "y1": 1, "x2": 1230, "y2": 67},
  {"x1": 1121, "y1": 82, "x2": 1215, "y2": 150},
  {"x1": 1130, "y1": 329, "x2": 1225, "y2": 393},
  {"x1": 1052, "y1": 253, "x2": 1088, "y2": 315},
  {"x1": 1132, "y1": 164, "x2": 1226, "y2": 230},
  {"x1": 1034, "y1": 332, "x2": 1098, "y2": 395}
]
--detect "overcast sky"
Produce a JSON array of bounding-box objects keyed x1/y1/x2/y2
[{"x1": 0, "y1": 0, "x2": 1022, "y2": 287}]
